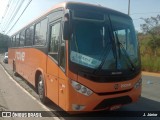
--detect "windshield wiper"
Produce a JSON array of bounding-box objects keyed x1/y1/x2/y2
[
  {"x1": 94, "y1": 45, "x2": 111, "y2": 74},
  {"x1": 94, "y1": 24, "x2": 118, "y2": 74},
  {"x1": 115, "y1": 32, "x2": 135, "y2": 71}
]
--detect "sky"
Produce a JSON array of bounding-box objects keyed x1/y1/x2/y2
[{"x1": 0, "y1": 0, "x2": 160, "y2": 36}]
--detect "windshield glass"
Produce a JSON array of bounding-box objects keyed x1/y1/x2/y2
[{"x1": 70, "y1": 10, "x2": 140, "y2": 71}]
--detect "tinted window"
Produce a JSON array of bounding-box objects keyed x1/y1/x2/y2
[
  {"x1": 11, "y1": 37, "x2": 13, "y2": 47},
  {"x1": 60, "y1": 39, "x2": 66, "y2": 71},
  {"x1": 9, "y1": 38, "x2": 12, "y2": 47},
  {"x1": 73, "y1": 10, "x2": 105, "y2": 21},
  {"x1": 12, "y1": 36, "x2": 16, "y2": 47},
  {"x1": 35, "y1": 22, "x2": 40, "y2": 45},
  {"x1": 49, "y1": 11, "x2": 63, "y2": 22},
  {"x1": 20, "y1": 30, "x2": 25, "y2": 47},
  {"x1": 15, "y1": 34, "x2": 20, "y2": 47},
  {"x1": 49, "y1": 22, "x2": 61, "y2": 62},
  {"x1": 34, "y1": 18, "x2": 48, "y2": 45},
  {"x1": 40, "y1": 19, "x2": 48, "y2": 44},
  {"x1": 25, "y1": 26, "x2": 34, "y2": 46}
]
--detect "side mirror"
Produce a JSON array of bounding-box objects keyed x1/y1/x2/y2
[
  {"x1": 63, "y1": 20, "x2": 70, "y2": 40},
  {"x1": 63, "y1": 13, "x2": 71, "y2": 40}
]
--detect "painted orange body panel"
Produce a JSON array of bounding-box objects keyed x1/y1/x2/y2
[
  {"x1": 8, "y1": 47, "x2": 69, "y2": 111},
  {"x1": 9, "y1": 48, "x2": 47, "y2": 85},
  {"x1": 66, "y1": 70, "x2": 141, "y2": 111}
]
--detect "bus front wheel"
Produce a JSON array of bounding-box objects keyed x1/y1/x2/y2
[{"x1": 37, "y1": 74, "x2": 48, "y2": 104}]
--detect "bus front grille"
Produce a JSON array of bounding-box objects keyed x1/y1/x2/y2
[
  {"x1": 93, "y1": 96, "x2": 132, "y2": 110},
  {"x1": 96, "y1": 88, "x2": 132, "y2": 96}
]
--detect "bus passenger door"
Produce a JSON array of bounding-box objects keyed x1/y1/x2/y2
[{"x1": 46, "y1": 21, "x2": 61, "y2": 105}]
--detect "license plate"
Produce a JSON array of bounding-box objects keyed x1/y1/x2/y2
[{"x1": 110, "y1": 104, "x2": 121, "y2": 110}]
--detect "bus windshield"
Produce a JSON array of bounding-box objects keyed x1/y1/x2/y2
[{"x1": 70, "y1": 10, "x2": 140, "y2": 71}]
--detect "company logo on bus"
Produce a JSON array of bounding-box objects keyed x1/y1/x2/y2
[
  {"x1": 15, "y1": 52, "x2": 25, "y2": 61},
  {"x1": 114, "y1": 84, "x2": 119, "y2": 90}
]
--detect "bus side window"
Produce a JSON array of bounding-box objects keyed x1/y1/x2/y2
[
  {"x1": 49, "y1": 22, "x2": 61, "y2": 62},
  {"x1": 10, "y1": 37, "x2": 12, "y2": 47},
  {"x1": 12, "y1": 36, "x2": 16, "y2": 47},
  {"x1": 11, "y1": 37, "x2": 13, "y2": 47},
  {"x1": 16, "y1": 34, "x2": 20, "y2": 47},
  {"x1": 59, "y1": 39, "x2": 66, "y2": 71},
  {"x1": 20, "y1": 30, "x2": 25, "y2": 47},
  {"x1": 34, "y1": 18, "x2": 48, "y2": 46},
  {"x1": 25, "y1": 26, "x2": 34, "y2": 46},
  {"x1": 34, "y1": 22, "x2": 41, "y2": 45}
]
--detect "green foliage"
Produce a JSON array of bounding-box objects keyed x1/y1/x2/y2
[
  {"x1": 0, "y1": 33, "x2": 10, "y2": 53},
  {"x1": 148, "y1": 38, "x2": 160, "y2": 51},
  {"x1": 140, "y1": 15, "x2": 160, "y2": 57},
  {"x1": 141, "y1": 55, "x2": 160, "y2": 72},
  {"x1": 139, "y1": 15, "x2": 160, "y2": 72}
]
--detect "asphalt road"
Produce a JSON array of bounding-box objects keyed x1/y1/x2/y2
[
  {"x1": 0, "y1": 54, "x2": 160, "y2": 120},
  {"x1": 0, "y1": 64, "x2": 59, "y2": 120}
]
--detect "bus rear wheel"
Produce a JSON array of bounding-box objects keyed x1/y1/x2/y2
[
  {"x1": 37, "y1": 74, "x2": 48, "y2": 104},
  {"x1": 13, "y1": 61, "x2": 18, "y2": 76}
]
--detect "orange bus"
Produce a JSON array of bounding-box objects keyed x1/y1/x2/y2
[{"x1": 8, "y1": 2, "x2": 142, "y2": 112}]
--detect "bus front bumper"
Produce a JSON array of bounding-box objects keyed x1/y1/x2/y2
[{"x1": 68, "y1": 85, "x2": 141, "y2": 112}]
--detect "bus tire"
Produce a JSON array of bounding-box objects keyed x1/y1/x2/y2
[
  {"x1": 13, "y1": 61, "x2": 18, "y2": 76},
  {"x1": 37, "y1": 74, "x2": 48, "y2": 104}
]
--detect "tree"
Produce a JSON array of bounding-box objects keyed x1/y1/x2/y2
[
  {"x1": 140, "y1": 15, "x2": 160, "y2": 56},
  {"x1": 0, "y1": 33, "x2": 10, "y2": 53}
]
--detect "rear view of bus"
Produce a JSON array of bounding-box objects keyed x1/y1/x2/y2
[{"x1": 64, "y1": 2, "x2": 141, "y2": 111}]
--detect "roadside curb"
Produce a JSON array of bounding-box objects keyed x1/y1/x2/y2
[
  {"x1": 0, "y1": 63, "x2": 60, "y2": 120},
  {"x1": 142, "y1": 71, "x2": 160, "y2": 77}
]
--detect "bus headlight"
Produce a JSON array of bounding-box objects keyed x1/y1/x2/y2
[
  {"x1": 134, "y1": 78, "x2": 142, "y2": 89},
  {"x1": 71, "y1": 80, "x2": 93, "y2": 96}
]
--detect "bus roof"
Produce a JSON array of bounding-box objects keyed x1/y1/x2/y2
[{"x1": 11, "y1": 1, "x2": 130, "y2": 36}]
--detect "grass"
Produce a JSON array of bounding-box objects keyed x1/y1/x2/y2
[
  {"x1": 140, "y1": 40, "x2": 160, "y2": 72},
  {"x1": 141, "y1": 54, "x2": 160, "y2": 72},
  {"x1": 139, "y1": 37, "x2": 160, "y2": 73}
]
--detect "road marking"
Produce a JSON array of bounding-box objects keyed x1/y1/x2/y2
[{"x1": 0, "y1": 64, "x2": 60, "y2": 120}]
